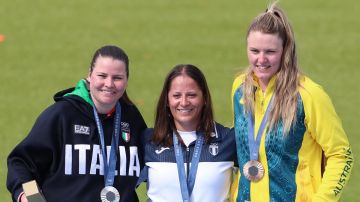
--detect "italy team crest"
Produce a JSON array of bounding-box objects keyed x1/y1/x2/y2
[
  {"x1": 121, "y1": 122, "x2": 131, "y2": 142},
  {"x1": 209, "y1": 143, "x2": 219, "y2": 156}
]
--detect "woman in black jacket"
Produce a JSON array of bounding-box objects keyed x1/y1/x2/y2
[{"x1": 7, "y1": 45, "x2": 147, "y2": 202}]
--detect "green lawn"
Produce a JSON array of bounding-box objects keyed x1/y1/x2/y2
[{"x1": 1, "y1": 0, "x2": 359, "y2": 201}]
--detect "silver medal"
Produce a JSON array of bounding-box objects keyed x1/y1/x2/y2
[
  {"x1": 243, "y1": 160, "x2": 264, "y2": 182},
  {"x1": 100, "y1": 186, "x2": 120, "y2": 202}
]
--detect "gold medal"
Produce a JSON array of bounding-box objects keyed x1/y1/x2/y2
[
  {"x1": 100, "y1": 186, "x2": 120, "y2": 202},
  {"x1": 243, "y1": 160, "x2": 264, "y2": 182}
]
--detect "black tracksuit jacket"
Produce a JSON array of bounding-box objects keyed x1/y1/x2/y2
[{"x1": 7, "y1": 87, "x2": 147, "y2": 202}]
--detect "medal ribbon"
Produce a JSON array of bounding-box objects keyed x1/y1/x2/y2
[
  {"x1": 247, "y1": 95, "x2": 273, "y2": 161},
  {"x1": 93, "y1": 102, "x2": 121, "y2": 186},
  {"x1": 173, "y1": 132, "x2": 204, "y2": 202}
]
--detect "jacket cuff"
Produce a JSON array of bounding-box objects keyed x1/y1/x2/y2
[
  {"x1": 13, "y1": 187, "x2": 24, "y2": 202},
  {"x1": 17, "y1": 192, "x2": 24, "y2": 202}
]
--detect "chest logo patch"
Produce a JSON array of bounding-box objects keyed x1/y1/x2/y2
[
  {"x1": 74, "y1": 124, "x2": 90, "y2": 135},
  {"x1": 155, "y1": 147, "x2": 170, "y2": 154},
  {"x1": 209, "y1": 143, "x2": 219, "y2": 156},
  {"x1": 121, "y1": 122, "x2": 131, "y2": 142}
]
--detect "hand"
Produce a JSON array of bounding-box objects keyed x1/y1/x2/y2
[{"x1": 20, "y1": 194, "x2": 28, "y2": 202}]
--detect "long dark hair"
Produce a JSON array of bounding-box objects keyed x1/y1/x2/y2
[
  {"x1": 89, "y1": 45, "x2": 133, "y2": 105},
  {"x1": 152, "y1": 64, "x2": 214, "y2": 146}
]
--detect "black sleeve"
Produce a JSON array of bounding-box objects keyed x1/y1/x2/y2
[
  {"x1": 126, "y1": 103, "x2": 147, "y2": 169},
  {"x1": 130, "y1": 104, "x2": 147, "y2": 145},
  {"x1": 141, "y1": 128, "x2": 154, "y2": 152},
  {"x1": 229, "y1": 127, "x2": 239, "y2": 167},
  {"x1": 136, "y1": 128, "x2": 154, "y2": 187},
  {"x1": 7, "y1": 105, "x2": 62, "y2": 201},
  {"x1": 134, "y1": 105, "x2": 147, "y2": 135}
]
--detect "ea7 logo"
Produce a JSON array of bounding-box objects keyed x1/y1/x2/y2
[{"x1": 74, "y1": 125, "x2": 90, "y2": 135}]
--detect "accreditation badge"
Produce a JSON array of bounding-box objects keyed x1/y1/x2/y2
[
  {"x1": 243, "y1": 160, "x2": 264, "y2": 182},
  {"x1": 100, "y1": 186, "x2": 120, "y2": 202}
]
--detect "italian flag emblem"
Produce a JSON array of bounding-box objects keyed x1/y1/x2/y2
[{"x1": 122, "y1": 132, "x2": 130, "y2": 142}]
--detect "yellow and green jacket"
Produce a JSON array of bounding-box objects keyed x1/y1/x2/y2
[{"x1": 231, "y1": 74, "x2": 353, "y2": 202}]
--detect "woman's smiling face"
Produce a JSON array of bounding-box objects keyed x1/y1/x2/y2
[
  {"x1": 247, "y1": 31, "x2": 283, "y2": 90},
  {"x1": 88, "y1": 56, "x2": 128, "y2": 114},
  {"x1": 167, "y1": 75, "x2": 204, "y2": 132}
]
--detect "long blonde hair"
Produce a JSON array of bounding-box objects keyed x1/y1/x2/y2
[{"x1": 243, "y1": 2, "x2": 301, "y2": 134}]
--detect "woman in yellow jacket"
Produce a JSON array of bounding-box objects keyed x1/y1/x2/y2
[{"x1": 231, "y1": 2, "x2": 353, "y2": 201}]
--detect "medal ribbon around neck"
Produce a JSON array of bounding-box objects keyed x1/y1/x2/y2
[
  {"x1": 247, "y1": 95, "x2": 273, "y2": 162},
  {"x1": 93, "y1": 102, "x2": 121, "y2": 187},
  {"x1": 173, "y1": 132, "x2": 204, "y2": 202}
]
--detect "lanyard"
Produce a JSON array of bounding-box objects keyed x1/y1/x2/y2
[
  {"x1": 93, "y1": 102, "x2": 121, "y2": 186},
  {"x1": 247, "y1": 95, "x2": 273, "y2": 161},
  {"x1": 173, "y1": 132, "x2": 204, "y2": 202}
]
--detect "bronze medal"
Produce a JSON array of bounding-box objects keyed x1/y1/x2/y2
[
  {"x1": 100, "y1": 186, "x2": 120, "y2": 202},
  {"x1": 243, "y1": 160, "x2": 264, "y2": 182}
]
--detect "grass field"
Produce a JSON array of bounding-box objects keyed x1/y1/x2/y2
[{"x1": 1, "y1": 0, "x2": 359, "y2": 201}]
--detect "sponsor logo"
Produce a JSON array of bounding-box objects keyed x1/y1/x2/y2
[
  {"x1": 155, "y1": 147, "x2": 170, "y2": 154},
  {"x1": 74, "y1": 125, "x2": 90, "y2": 135},
  {"x1": 209, "y1": 143, "x2": 219, "y2": 156}
]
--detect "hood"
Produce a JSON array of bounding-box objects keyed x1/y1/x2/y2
[
  {"x1": 54, "y1": 79, "x2": 93, "y2": 105},
  {"x1": 53, "y1": 79, "x2": 94, "y2": 118}
]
